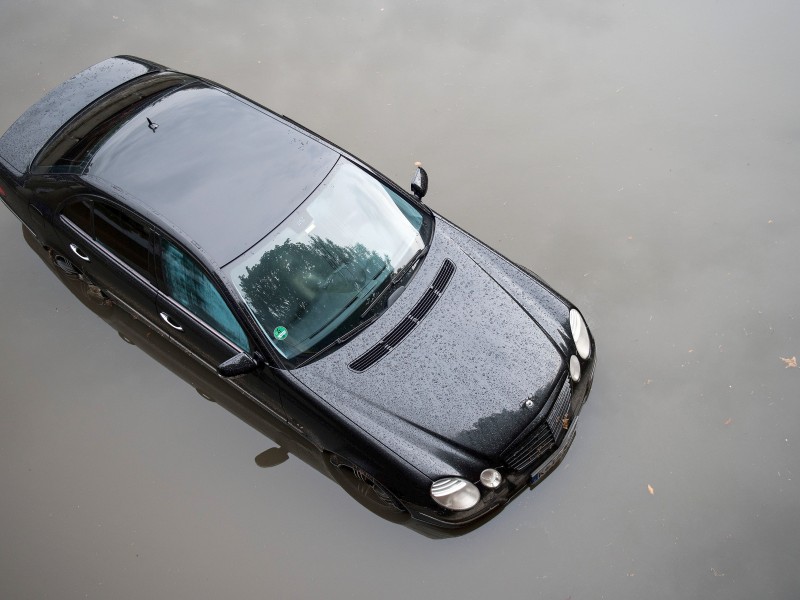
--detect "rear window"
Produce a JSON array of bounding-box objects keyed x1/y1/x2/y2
[{"x1": 33, "y1": 72, "x2": 191, "y2": 174}]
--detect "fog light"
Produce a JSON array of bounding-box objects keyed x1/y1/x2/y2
[
  {"x1": 430, "y1": 477, "x2": 480, "y2": 510},
  {"x1": 569, "y1": 355, "x2": 581, "y2": 382},
  {"x1": 480, "y1": 469, "x2": 502, "y2": 489}
]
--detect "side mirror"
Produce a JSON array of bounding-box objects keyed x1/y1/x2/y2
[
  {"x1": 217, "y1": 351, "x2": 263, "y2": 377},
  {"x1": 411, "y1": 164, "x2": 428, "y2": 200}
]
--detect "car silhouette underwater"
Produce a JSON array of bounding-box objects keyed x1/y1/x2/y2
[{"x1": 0, "y1": 56, "x2": 596, "y2": 528}]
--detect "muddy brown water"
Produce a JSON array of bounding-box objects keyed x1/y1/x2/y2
[{"x1": 1, "y1": 1, "x2": 799, "y2": 598}]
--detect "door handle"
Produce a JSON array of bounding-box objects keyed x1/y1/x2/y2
[
  {"x1": 160, "y1": 312, "x2": 184, "y2": 331},
  {"x1": 69, "y1": 243, "x2": 90, "y2": 262}
]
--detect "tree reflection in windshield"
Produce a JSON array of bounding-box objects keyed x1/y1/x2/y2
[
  {"x1": 237, "y1": 234, "x2": 388, "y2": 354},
  {"x1": 227, "y1": 159, "x2": 429, "y2": 361}
]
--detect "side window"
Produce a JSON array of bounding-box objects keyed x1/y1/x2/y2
[
  {"x1": 93, "y1": 203, "x2": 152, "y2": 278},
  {"x1": 161, "y1": 239, "x2": 250, "y2": 351},
  {"x1": 62, "y1": 199, "x2": 93, "y2": 236}
]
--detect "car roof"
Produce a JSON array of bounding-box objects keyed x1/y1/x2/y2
[{"x1": 83, "y1": 80, "x2": 339, "y2": 265}]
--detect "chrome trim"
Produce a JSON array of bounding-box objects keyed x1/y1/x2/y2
[
  {"x1": 157, "y1": 293, "x2": 242, "y2": 352},
  {"x1": 69, "y1": 243, "x2": 90, "y2": 262},
  {"x1": 431, "y1": 478, "x2": 468, "y2": 496},
  {"x1": 430, "y1": 477, "x2": 481, "y2": 510},
  {"x1": 105, "y1": 291, "x2": 289, "y2": 427},
  {"x1": 480, "y1": 469, "x2": 502, "y2": 489},
  {"x1": 62, "y1": 216, "x2": 157, "y2": 288},
  {"x1": 530, "y1": 415, "x2": 580, "y2": 486},
  {"x1": 62, "y1": 207, "x2": 289, "y2": 428},
  {"x1": 61, "y1": 213, "x2": 257, "y2": 360},
  {"x1": 159, "y1": 311, "x2": 183, "y2": 331}
]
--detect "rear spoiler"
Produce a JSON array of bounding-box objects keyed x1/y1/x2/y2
[{"x1": 0, "y1": 56, "x2": 164, "y2": 175}]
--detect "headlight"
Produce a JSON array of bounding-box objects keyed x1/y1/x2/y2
[
  {"x1": 430, "y1": 477, "x2": 480, "y2": 510},
  {"x1": 569, "y1": 355, "x2": 581, "y2": 382},
  {"x1": 569, "y1": 309, "x2": 591, "y2": 360}
]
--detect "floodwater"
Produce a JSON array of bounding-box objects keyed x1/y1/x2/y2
[{"x1": 1, "y1": 1, "x2": 799, "y2": 598}]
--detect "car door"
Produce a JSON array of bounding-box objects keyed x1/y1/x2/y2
[
  {"x1": 57, "y1": 195, "x2": 162, "y2": 329},
  {"x1": 153, "y1": 234, "x2": 286, "y2": 422}
]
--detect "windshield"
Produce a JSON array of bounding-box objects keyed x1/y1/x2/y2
[{"x1": 226, "y1": 159, "x2": 432, "y2": 363}]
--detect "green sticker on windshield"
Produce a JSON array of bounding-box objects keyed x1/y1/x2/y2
[{"x1": 273, "y1": 326, "x2": 288, "y2": 341}]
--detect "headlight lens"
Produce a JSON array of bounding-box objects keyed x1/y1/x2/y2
[
  {"x1": 569, "y1": 309, "x2": 591, "y2": 360},
  {"x1": 569, "y1": 355, "x2": 581, "y2": 382},
  {"x1": 430, "y1": 477, "x2": 481, "y2": 510}
]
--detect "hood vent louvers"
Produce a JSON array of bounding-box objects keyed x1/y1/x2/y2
[{"x1": 349, "y1": 259, "x2": 455, "y2": 373}]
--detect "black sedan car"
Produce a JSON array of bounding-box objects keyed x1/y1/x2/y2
[{"x1": 0, "y1": 56, "x2": 595, "y2": 528}]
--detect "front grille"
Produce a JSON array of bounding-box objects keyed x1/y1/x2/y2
[
  {"x1": 503, "y1": 422, "x2": 554, "y2": 471},
  {"x1": 501, "y1": 378, "x2": 573, "y2": 472},
  {"x1": 546, "y1": 379, "x2": 572, "y2": 436}
]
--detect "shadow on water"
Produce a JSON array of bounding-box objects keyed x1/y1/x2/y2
[{"x1": 21, "y1": 225, "x2": 501, "y2": 539}]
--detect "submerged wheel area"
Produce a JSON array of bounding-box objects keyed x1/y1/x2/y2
[{"x1": 327, "y1": 454, "x2": 406, "y2": 514}]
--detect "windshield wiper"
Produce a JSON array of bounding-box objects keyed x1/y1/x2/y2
[
  {"x1": 296, "y1": 313, "x2": 380, "y2": 368},
  {"x1": 295, "y1": 247, "x2": 428, "y2": 368},
  {"x1": 335, "y1": 313, "x2": 380, "y2": 344},
  {"x1": 360, "y1": 246, "x2": 429, "y2": 319}
]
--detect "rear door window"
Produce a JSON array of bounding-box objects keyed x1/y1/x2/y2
[
  {"x1": 93, "y1": 203, "x2": 152, "y2": 279},
  {"x1": 61, "y1": 199, "x2": 93, "y2": 235}
]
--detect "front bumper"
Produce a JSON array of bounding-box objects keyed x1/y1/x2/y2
[{"x1": 407, "y1": 343, "x2": 596, "y2": 529}]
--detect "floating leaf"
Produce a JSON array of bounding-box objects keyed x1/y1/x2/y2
[
  {"x1": 723, "y1": 418, "x2": 733, "y2": 426},
  {"x1": 780, "y1": 356, "x2": 797, "y2": 368},
  {"x1": 647, "y1": 484, "x2": 654, "y2": 495}
]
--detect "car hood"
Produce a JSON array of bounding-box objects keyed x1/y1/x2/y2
[{"x1": 291, "y1": 217, "x2": 571, "y2": 478}]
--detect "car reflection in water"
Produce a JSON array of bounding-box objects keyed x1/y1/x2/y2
[{"x1": 21, "y1": 225, "x2": 494, "y2": 537}]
